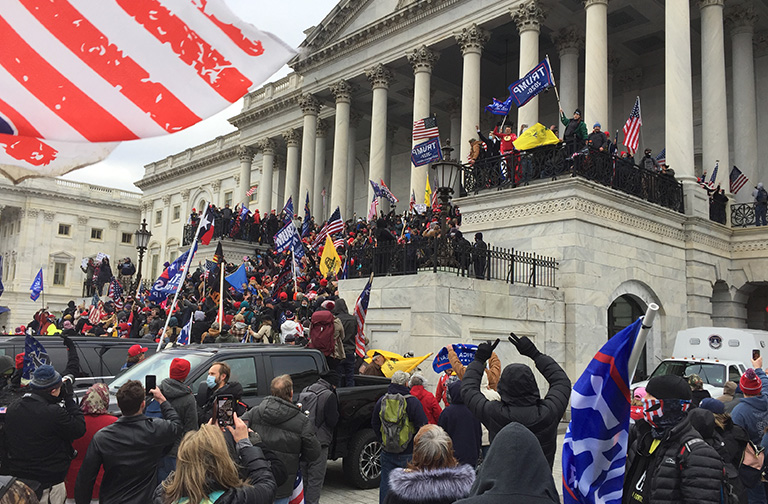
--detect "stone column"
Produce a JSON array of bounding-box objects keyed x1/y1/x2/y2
[
  {"x1": 699, "y1": 0, "x2": 730, "y2": 190},
  {"x1": 456, "y1": 24, "x2": 489, "y2": 164},
  {"x1": 299, "y1": 93, "x2": 320, "y2": 210},
  {"x1": 727, "y1": 5, "x2": 759, "y2": 201},
  {"x1": 384, "y1": 124, "x2": 397, "y2": 190},
  {"x1": 583, "y1": 0, "x2": 609, "y2": 128},
  {"x1": 347, "y1": 111, "x2": 362, "y2": 220},
  {"x1": 237, "y1": 146, "x2": 254, "y2": 206},
  {"x1": 257, "y1": 139, "x2": 276, "y2": 213},
  {"x1": 512, "y1": 1, "x2": 546, "y2": 129},
  {"x1": 282, "y1": 128, "x2": 301, "y2": 210},
  {"x1": 366, "y1": 64, "x2": 393, "y2": 205},
  {"x1": 313, "y1": 119, "x2": 328, "y2": 219},
  {"x1": 407, "y1": 45, "x2": 440, "y2": 198},
  {"x1": 553, "y1": 26, "x2": 583, "y2": 122},
  {"x1": 273, "y1": 154, "x2": 286, "y2": 210},
  {"x1": 607, "y1": 52, "x2": 620, "y2": 135},
  {"x1": 330, "y1": 79, "x2": 353, "y2": 217}
]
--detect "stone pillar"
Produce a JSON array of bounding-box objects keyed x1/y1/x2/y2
[
  {"x1": 583, "y1": 0, "x2": 609, "y2": 128},
  {"x1": 237, "y1": 146, "x2": 254, "y2": 206},
  {"x1": 607, "y1": 52, "x2": 620, "y2": 135},
  {"x1": 282, "y1": 128, "x2": 301, "y2": 210},
  {"x1": 313, "y1": 119, "x2": 328, "y2": 219},
  {"x1": 273, "y1": 155, "x2": 286, "y2": 210},
  {"x1": 299, "y1": 93, "x2": 320, "y2": 210},
  {"x1": 512, "y1": 1, "x2": 546, "y2": 129},
  {"x1": 407, "y1": 45, "x2": 439, "y2": 198},
  {"x1": 330, "y1": 79, "x2": 353, "y2": 218},
  {"x1": 553, "y1": 26, "x2": 583, "y2": 122},
  {"x1": 366, "y1": 64, "x2": 393, "y2": 206},
  {"x1": 456, "y1": 24, "x2": 489, "y2": 164},
  {"x1": 699, "y1": 0, "x2": 730, "y2": 190},
  {"x1": 257, "y1": 139, "x2": 276, "y2": 213},
  {"x1": 347, "y1": 111, "x2": 362, "y2": 220},
  {"x1": 446, "y1": 99, "x2": 461, "y2": 153},
  {"x1": 727, "y1": 5, "x2": 759, "y2": 201}
]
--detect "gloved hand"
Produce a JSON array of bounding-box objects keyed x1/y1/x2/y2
[
  {"x1": 475, "y1": 339, "x2": 500, "y2": 362},
  {"x1": 509, "y1": 332, "x2": 541, "y2": 359},
  {"x1": 60, "y1": 335, "x2": 75, "y2": 350}
]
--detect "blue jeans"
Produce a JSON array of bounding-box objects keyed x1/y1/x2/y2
[
  {"x1": 337, "y1": 353, "x2": 355, "y2": 387},
  {"x1": 274, "y1": 497, "x2": 290, "y2": 504},
  {"x1": 747, "y1": 484, "x2": 766, "y2": 504},
  {"x1": 157, "y1": 455, "x2": 176, "y2": 483},
  {"x1": 379, "y1": 451, "x2": 412, "y2": 504}
]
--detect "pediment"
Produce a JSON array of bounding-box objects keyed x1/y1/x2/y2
[{"x1": 299, "y1": 0, "x2": 400, "y2": 53}]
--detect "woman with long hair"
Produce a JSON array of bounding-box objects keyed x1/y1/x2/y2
[
  {"x1": 153, "y1": 413, "x2": 275, "y2": 504},
  {"x1": 384, "y1": 424, "x2": 475, "y2": 504}
]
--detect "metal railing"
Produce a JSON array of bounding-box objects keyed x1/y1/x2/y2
[
  {"x1": 731, "y1": 202, "x2": 768, "y2": 228},
  {"x1": 183, "y1": 218, "x2": 263, "y2": 246},
  {"x1": 463, "y1": 145, "x2": 685, "y2": 213}
]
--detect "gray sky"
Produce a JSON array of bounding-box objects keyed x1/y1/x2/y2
[{"x1": 60, "y1": 0, "x2": 337, "y2": 192}]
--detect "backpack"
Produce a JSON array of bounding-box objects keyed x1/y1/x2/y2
[
  {"x1": 757, "y1": 188, "x2": 768, "y2": 204},
  {"x1": 308, "y1": 312, "x2": 335, "y2": 357},
  {"x1": 297, "y1": 386, "x2": 322, "y2": 428},
  {"x1": 379, "y1": 393, "x2": 416, "y2": 453},
  {"x1": 680, "y1": 438, "x2": 739, "y2": 504}
]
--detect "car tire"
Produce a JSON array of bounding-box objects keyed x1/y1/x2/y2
[{"x1": 342, "y1": 428, "x2": 381, "y2": 489}]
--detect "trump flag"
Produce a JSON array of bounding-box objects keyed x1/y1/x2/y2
[
  {"x1": 0, "y1": 0, "x2": 295, "y2": 183},
  {"x1": 562, "y1": 318, "x2": 642, "y2": 504}
]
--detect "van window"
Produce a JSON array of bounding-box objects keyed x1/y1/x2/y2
[
  {"x1": 270, "y1": 355, "x2": 319, "y2": 392},
  {"x1": 650, "y1": 361, "x2": 726, "y2": 387},
  {"x1": 729, "y1": 366, "x2": 741, "y2": 384}
]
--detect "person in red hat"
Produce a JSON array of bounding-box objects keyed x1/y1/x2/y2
[
  {"x1": 120, "y1": 344, "x2": 147, "y2": 371},
  {"x1": 157, "y1": 358, "x2": 197, "y2": 481}
]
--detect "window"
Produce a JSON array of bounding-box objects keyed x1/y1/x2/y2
[
  {"x1": 173, "y1": 205, "x2": 181, "y2": 221},
  {"x1": 150, "y1": 253, "x2": 159, "y2": 280},
  {"x1": 90, "y1": 228, "x2": 103, "y2": 240},
  {"x1": 270, "y1": 355, "x2": 319, "y2": 392},
  {"x1": 224, "y1": 191, "x2": 233, "y2": 207},
  {"x1": 155, "y1": 210, "x2": 162, "y2": 225},
  {"x1": 169, "y1": 250, "x2": 178, "y2": 262},
  {"x1": 190, "y1": 357, "x2": 258, "y2": 395},
  {"x1": 58, "y1": 223, "x2": 70, "y2": 236},
  {"x1": 53, "y1": 262, "x2": 66, "y2": 286},
  {"x1": 121, "y1": 232, "x2": 132, "y2": 244}
]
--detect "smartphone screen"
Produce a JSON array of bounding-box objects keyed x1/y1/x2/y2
[
  {"x1": 145, "y1": 375, "x2": 157, "y2": 395},
  {"x1": 754, "y1": 349, "x2": 761, "y2": 360},
  {"x1": 213, "y1": 396, "x2": 235, "y2": 427}
]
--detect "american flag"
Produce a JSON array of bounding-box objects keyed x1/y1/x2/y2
[
  {"x1": 109, "y1": 277, "x2": 125, "y2": 311},
  {"x1": 622, "y1": 97, "x2": 642, "y2": 155},
  {"x1": 412, "y1": 116, "x2": 439, "y2": 141},
  {"x1": 655, "y1": 148, "x2": 665, "y2": 166},
  {"x1": 730, "y1": 166, "x2": 749, "y2": 194},
  {"x1": 367, "y1": 194, "x2": 378, "y2": 222},
  {"x1": 333, "y1": 237, "x2": 346, "y2": 249},
  {"x1": 289, "y1": 470, "x2": 304, "y2": 504},
  {"x1": 708, "y1": 162, "x2": 719, "y2": 189},
  {"x1": 354, "y1": 276, "x2": 373, "y2": 358},
  {"x1": 312, "y1": 207, "x2": 343, "y2": 249},
  {"x1": 88, "y1": 292, "x2": 104, "y2": 325},
  {"x1": 409, "y1": 190, "x2": 416, "y2": 212},
  {"x1": 246, "y1": 186, "x2": 257, "y2": 197},
  {"x1": 0, "y1": 1, "x2": 295, "y2": 183},
  {"x1": 379, "y1": 179, "x2": 399, "y2": 204}
]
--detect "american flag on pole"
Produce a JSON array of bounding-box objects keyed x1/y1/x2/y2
[
  {"x1": 562, "y1": 318, "x2": 642, "y2": 504},
  {"x1": 655, "y1": 148, "x2": 665, "y2": 167},
  {"x1": 354, "y1": 276, "x2": 373, "y2": 358},
  {"x1": 246, "y1": 186, "x2": 257, "y2": 197},
  {"x1": 312, "y1": 207, "x2": 343, "y2": 249},
  {"x1": 379, "y1": 179, "x2": 399, "y2": 204},
  {"x1": 412, "y1": 116, "x2": 439, "y2": 141},
  {"x1": 622, "y1": 97, "x2": 642, "y2": 155},
  {"x1": 730, "y1": 166, "x2": 749, "y2": 194},
  {"x1": 367, "y1": 194, "x2": 379, "y2": 222},
  {"x1": 88, "y1": 291, "x2": 105, "y2": 325},
  {"x1": 333, "y1": 237, "x2": 346, "y2": 249},
  {"x1": 288, "y1": 470, "x2": 305, "y2": 504},
  {"x1": 0, "y1": 1, "x2": 295, "y2": 183},
  {"x1": 708, "y1": 162, "x2": 719, "y2": 189}
]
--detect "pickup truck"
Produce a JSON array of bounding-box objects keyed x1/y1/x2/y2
[{"x1": 108, "y1": 344, "x2": 390, "y2": 489}]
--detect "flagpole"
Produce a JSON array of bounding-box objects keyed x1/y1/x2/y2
[
  {"x1": 545, "y1": 54, "x2": 561, "y2": 110},
  {"x1": 635, "y1": 96, "x2": 644, "y2": 156},
  {"x1": 627, "y1": 303, "x2": 659, "y2": 381},
  {"x1": 218, "y1": 256, "x2": 225, "y2": 326},
  {"x1": 292, "y1": 249, "x2": 298, "y2": 293}
]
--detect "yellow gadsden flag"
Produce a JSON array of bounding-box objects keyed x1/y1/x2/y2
[
  {"x1": 365, "y1": 349, "x2": 433, "y2": 378},
  {"x1": 512, "y1": 123, "x2": 560, "y2": 151},
  {"x1": 424, "y1": 176, "x2": 432, "y2": 205},
  {"x1": 319, "y1": 234, "x2": 342, "y2": 277}
]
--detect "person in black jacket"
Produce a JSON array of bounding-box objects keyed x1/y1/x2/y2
[
  {"x1": 623, "y1": 375, "x2": 724, "y2": 504},
  {"x1": 687, "y1": 373, "x2": 711, "y2": 407},
  {"x1": 5, "y1": 365, "x2": 86, "y2": 503},
  {"x1": 74, "y1": 380, "x2": 181, "y2": 504},
  {"x1": 460, "y1": 334, "x2": 571, "y2": 469},
  {"x1": 333, "y1": 299, "x2": 358, "y2": 387},
  {"x1": 438, "y1": 381, "x2": 481, "y2": 467},
  {"x1": 197, "y1": 362, "x2": 246, "y2": 424}
]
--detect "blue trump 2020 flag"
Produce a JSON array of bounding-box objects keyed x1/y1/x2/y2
[
  {"x1": 177, "y1": 317, "x2": 192, "y2": 346},
  {"x1": 149, "y1": 242, "x2": 197, "y2": 303},
  {"x1": 23, "y1": 334, "x2": 51, "y2": 381},
  {"x1": 562, "y1": 317, "x2": 642, "y2": 504},
  {"x1": 485, "y1": 95, "x2": 513, "y2": 116},
  {"x1": 29, "y1": 268, "x2": 43, "y2": 301},
  {"x1": 509, "y1": 58, "x2": 554, "y2": 108}
]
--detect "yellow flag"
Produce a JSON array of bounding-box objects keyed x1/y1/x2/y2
[
  {"x1": 424, "y1": 176, "x2": 432, "y2": 205},
  {"x1": 365, "y1": 349, "x2": 433, "y2": 378},
  {"x1": 512, "y1": 122, "x2": 561, "y2": 151},
  {"x1": 319, "y1": 234, "x2": 341, "y2": 277}
]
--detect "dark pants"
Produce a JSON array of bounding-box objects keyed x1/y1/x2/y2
[
  {"x1": 337, "y1": 353, "x2": 355, "y2": 387},
  {"x1": 379, "y1": 451, "x2": 412, "y2": 504},
  {"x1": 157, "y1": 455, "x2": 176, "y2": 483},
  {"x1": 756, "y1": 203, "x2": 767, "y2": 226}
]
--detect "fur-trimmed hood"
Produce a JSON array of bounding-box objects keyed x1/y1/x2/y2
[{"x1": 387, "y1": 464, "x2": 475, "y2": 504}]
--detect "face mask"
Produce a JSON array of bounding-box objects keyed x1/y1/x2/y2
[
  {"x1": 642, "y1": 397, "x2": 690, "y2": 429},
  {"x1": 206, "y1": 375, "x2": 217, "y2": 389}
]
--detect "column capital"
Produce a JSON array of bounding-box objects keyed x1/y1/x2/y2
[
  {"x1": 365, "y1": 64, "x2": 394, "y2": 90},
  {"x1": 299, "y1": 93, "x2": 321, "y2": 115},
  {"x1": 455, "y1": 23, "x2": 490, "y2": 56},
  {"x1": 552, "y1": 26, "x2": 584, "y2": 55},
  {"x1": 583, "y1": 0, "x2": 609, "y2": 7},
  {"x1": 282, "y1": 128, "x2": 301, "y2": 147},
  {"x1": 726, "y1": 5, "x2": 758, "y2": 35},
  {"x1": 237, "y1": 145, "x2": 255, "y2": 163},
  {"x1": 511, "y1": 0, "x2": 546, "y2": 34},
  {"x1": 162, "y1": 194, "x2": 171, "y2": 206},
  {"x1": 257, "y1": 138, "x2": 277, "y2": 155},
  {"x1": 181, "y1": 188, "x2": 190, "y2": 201},
  {"x1": 210, "y1": 180, "x2": 221, "y2": 192},
  {"x1": 233, "y1": 174, "x2": 241, "y2": 186},
  {"x1": 617, "y1": 67, "x2": 643, "y2": 92},
  {"x1": 697, "y1": 0, "x2": 724, "y2": 9},
  {"x1": 330, "y1": 79, "x2": 354, "y2": 104},
  {"x1": 407, "y1": 45, "x2": 440, "y2": 73},
  {"x1": 316, "y1": 118, "x2": 329, "y2": 138},
  {"x1": 349, "y1": 110, "x2": 363, "y2": 128}
]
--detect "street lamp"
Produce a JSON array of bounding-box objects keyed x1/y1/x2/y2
[
  {"x1": 133, "y1": 218, "x2": 152, "y2": 294},
  {"x1": 430, "y1": 140, "x2": 462, "y2": 236}
]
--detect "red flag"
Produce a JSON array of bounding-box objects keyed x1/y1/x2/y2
[{"x1": 198, "y1": 206, "x2": 214, "y2": 245}]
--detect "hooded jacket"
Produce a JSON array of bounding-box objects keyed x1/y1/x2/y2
[
  {"x1": 730, "y1": 367, "x2": 768, "y2": 444},
  {"x1": 454, "y1": 422, "x2": 559, "y2": 504},
  {"x1": 409, "y1": 385, "x2": 442, "y2": 425},
  {"x1": 371, "y1": 383, "x2": 429, "y2": 454},
  {"x1": 197, "y1": 381, "x2": 246, "y2": 425},
  {"x1": 160, "y1": 377, "x2": 198, "y2": 455},
  {"x1": 438, "y1": 381, "x2": 481, "y2": 467},
  {"x1": 242, "y1": 396, "x2": 321, "y2": 498},
  {"x1": 688, "y1": 408, "x2": 747, "y2": 480},
  {"x1": 333, "y1": 299, "x2": 358, "y2": 354},
  {"x1": 460, "y1": 354, "x2": 571, "y2": 468},
  {"x1": 385, "y1": 464, "x2": 475, "y2": 504}
]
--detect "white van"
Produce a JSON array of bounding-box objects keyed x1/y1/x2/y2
[{"x1": 632, "y1": 327, "x2": 768, "y2": 396}]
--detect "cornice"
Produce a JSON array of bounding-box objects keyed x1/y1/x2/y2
[
  {"x1": 229, "y1": 92, "x2": 302, "y2": 130},
  {"x1": 0, "y1": 183, "x2": 141, "y2": 212},
  {"x1": 136, "y1": 146, "x2": 239, "y2": 190}
]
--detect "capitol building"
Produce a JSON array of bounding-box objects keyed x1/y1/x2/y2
[{"x1": 2, "y1": 0, "x2": 768, "y2": 383}]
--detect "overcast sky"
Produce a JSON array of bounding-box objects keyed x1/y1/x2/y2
[{"x1": 60, "y1": 0, "x2": 338, "y2": 192}]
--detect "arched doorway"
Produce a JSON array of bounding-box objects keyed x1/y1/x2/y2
[
  {"x1": 608, "y1": 294, "x2": 647, "y2": 381},
  {"x1": 746, "y1": 284, "x2": 768, "y2": 330}
]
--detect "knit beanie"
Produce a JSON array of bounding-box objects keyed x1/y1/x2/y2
[
  {"x1": 169, "y1": 358, "x2": 191, "y2": 381},
  {"x1": 14, "y1": 353, "x2": 24, "y2": 370},
  {"x1": 740, "y1": 369, "x2": 762, "y2": 396},
  {"x1": 646, "y1": 375, "x2": 692, "y2": 400},
  {"x1": 699, "y1": 398, "x2": 725, "y2": 415},
  {"x1": 30, "y1": 365, "x2": 62, "y2": 390}
]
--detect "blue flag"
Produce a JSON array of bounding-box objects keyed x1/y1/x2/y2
[
  {"x1": 29, "y1": 268, "x2": 43, "y2": 301},
  {"x1": 0, "y1": 255, "x2": 4, "y2": 298},
  {"x1": 149, "y1": 242, "x2": 197, "y2": 303},
  {"x1": 239, "y1": 205, "x2": 249, "y2": 222},
  {"x1": 432, "y1": 344, "x2": 477, "y2": 373},
  {"x1": 508, "y1": 58, "x2": 554, "y2": 108},
  {"x1": 23, "y1": 334, "x2": 51, "y2": 381},
  {"x1": 369, "y1": 180, "x2": 383, "y2": 198},
  {"x1": 411, "y1": 137, "x2": 443, "y2": 167},
  {"x1": 302, "y1": 192, "x2": 312, "y2": 238},
  {"x1": 562, "y1": 318, "x2": 643, "y2": 504},
  {"x1": 225, "y1": 263, "x2": 249, "y2": 293},
  {"x1": 485, "y1": 95, "x2": 513, "y2": 116},
  {"x1": 282, "y1": 196, "x2": 294, "y2": 223},
  {"x1": 178, "y1": 317, "x2": 192, "y2": 345}
]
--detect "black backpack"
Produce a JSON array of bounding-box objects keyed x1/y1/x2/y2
[{"x1": 757, "y1": 188, "x2": 768, "y2": 204}]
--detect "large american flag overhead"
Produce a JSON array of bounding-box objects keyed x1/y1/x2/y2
[{"x1": 0, "y1": 0, "x2": 295, "y2": 183}]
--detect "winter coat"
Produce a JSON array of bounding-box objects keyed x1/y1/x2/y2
[
  {"x1": 560, "y1": 112, "x2": 588, "y2": 142},
  {"x1": 152, "y1": 440, "x2": 276, "y2": 504},
  {"x1": 461, "y1": 354, "x2": 571, "y2": 469},
  {"x1": 371, "y1": 383, "x2": 429, "y2": 454},
  {"x1": 691, "y1": 388, "x2": 711, "y2": 408},
  {"x1": 438, "y1": 381, "x2": 481, "y2": 467},
  {"x1": 74, "y1": 401, "x2": 181, "y2": 504},
  {"x1": 333, "y1": 299, "x2": 358, "y2": 355},
  {"x1": 409, "y1": 385, "x2": 442, "y2": 425},
  {"x1": 454, "y1": 422, "x2": 559, "y2": 504},
  {"x1": 332, "y1": 316, "x2": 346, "y2": 360},
  {"x1": 730, "y1": 367, "x2": 768, "y2": 444},
  {"x1": 447, "y1": 347, "x2": 500, "y2": 391},
  {"x1": 300, "y1": 378, "x2": 339, "y2": 447},
  {"x1": 624, "y1": 417, "x2": 724, "y2": 504},
  {"x1": 197, "y1": 381, "x2": 246, "y2": 425},
  {"x1": 160, "y1": 377, "x2": 199, "y2": 456},
  {"x1": 587, "y1": 130, "x2": 607, "y2": 150},
  {"x1": 688, "y1": 408, "x2": 748, "y2": 481},
  {"x1": 242, "y1": 396, "x2": 321, "y2": 498},
  {"x1": 384, "y1": 464, "x2": 475, "y2": 504},
  {"x1": 66, "y1": 413, "x2": 118, "y2": 499},
  {"x1": 5, "y1": 391, "x2": 86, "y2": 488}
]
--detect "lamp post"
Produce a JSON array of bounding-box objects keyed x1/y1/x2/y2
[
  {"x1": 430, "y1": 139, "x2": 462, "y2": 236},
  {"x1": 133, "y1": 218, "x2": 152, "y2": 294}
]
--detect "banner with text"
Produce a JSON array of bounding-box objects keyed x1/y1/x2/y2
[
  {"x1": 508, "y1": 58, "x2": 554, "y2": 108},
  {"x1": 411, "y1": 137, "x2": 442, "y2": 167}
]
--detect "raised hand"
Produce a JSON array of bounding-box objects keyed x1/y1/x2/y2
[{"x1": 508, "y1": 332, "x2": 541, "y2": 359}]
